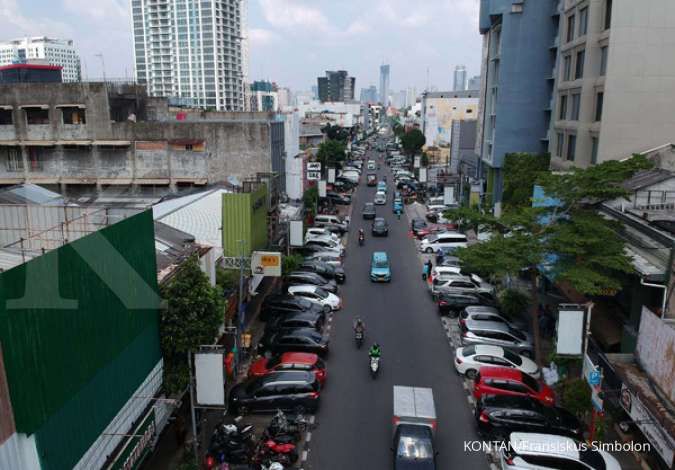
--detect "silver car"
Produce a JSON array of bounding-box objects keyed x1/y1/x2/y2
[
  {"x1": 459, "y1": 306, "x2": 527, "y2": 331},
  {"x1": 431, "y1": 274, "x2": 495, "y2": 296},
  {"x1": 460, "y1": 319, "x2": 534, "y2": 357}
]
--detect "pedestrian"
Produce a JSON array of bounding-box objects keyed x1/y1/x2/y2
[
  {"x1": 425, "y1": 259, "x2": 433, "y2": 279},
  {"x1": 436, "y1": 248, "x2": 444, "y2": 265},
  {"x1": 422, "y1": 261, "x2": 430, "y2": 281}
]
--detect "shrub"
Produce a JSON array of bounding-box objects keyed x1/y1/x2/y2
[
  {"x1": 498, "y1": 288, "x2": 530, "y2": 320},
  {"x1": 559, "y1": 378, "x2": 592, "y2": 419}
]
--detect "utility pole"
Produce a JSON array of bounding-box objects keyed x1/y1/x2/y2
[
  {"x1": 188, "y1": 352, "x2": 199, "y2": 466},
  {"x1": 236, "y1": 239, "x2": 245, "y2": 369}
]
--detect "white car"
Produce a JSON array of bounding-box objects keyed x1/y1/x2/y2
[
  {"x1": 419, "y1": 232, "x2": 467, "y2": 253},
  {"x1": 430, "y1": 265, "x2": 462, "y2": 280},
  {"x1": 305, "y1": 251, "x2": 342, "y2": 267},
  {"x1": 431, "y1": 274, "x2": 495, "y2": 296},
  {"x1": 374, "y1": 191, "x2": 387, "y2": 205},
  {"x1": 305, "y1": 228, "x2": 340, "y2": 243},
  {"x1": 501, "y1": 433, "x2": 622, "y2": 470},
  {"x1": 454, "y1": 344, "x2": 540, "y2": 379},
  {"x1": 287, "y1": 285, "x2": 341, "y2": 312}
]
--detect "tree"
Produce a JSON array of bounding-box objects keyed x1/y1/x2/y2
[
  {"x1": 400, "y1": 128, "x2": 426, "y2": 156},
  {"x1": 392, "y1": 123, "x2": 405, "y2": 139},
  {"x1": 317, "y1": 140, "x2": 346, "y2": 170},
  {"x1": 502, "y1": 153, "x2": 551, "y2": 208},
  {"x1": 321, "y1": 124, "x2": 350, "y2": 142},
  {"x1": 160, "y1": 255, "x2": 224, "y2": 394}
]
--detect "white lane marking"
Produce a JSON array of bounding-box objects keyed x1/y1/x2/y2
[
  {"x1": 306, "y1": 431, "x2": 312, "y2": 443},
  {"x1": 467, "y1": 395, "x2": 475, "y2": 405},
  {"x1": 462, "y1": 381, "x2": 469, "y2": 391},
  {"x1": 309, "y1": 415, "x2": 316, "y2": 425},
  {"x1": 301, "y1": 450, "x2": 308, "y2": 462}
]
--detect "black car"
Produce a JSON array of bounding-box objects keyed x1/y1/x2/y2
[
  {"x1": 260, "y1": 295, "x2": 324, "y2": 321},
  {"x1": 475, "y1": 395, "x2": 584, "y2": 440},
  {"x1": 229, "y1": 371, "x2": 321, "y2": 414},
  {"x1": 285, "y1": 272, "x2": 338, "y2": 293},
  {"x1": 411, "y1": 218, "x2": 428, "y2": 235},
  {"x1": 436, "y1": 292, "x2": 496, "y2": 317},
  {"x1": 326, "y1": 192, "x2": 351, "y2": 205},
  {"x1": 362, "y1": 203, "x2": 376, "y2": 220},
  {"x1": 261, "y1": 328, "x2": 329, "y2": 356},
  {"x1": 297, "y1": 261, "x2": 346, "y2": 284},
  {"x1": 265, "y1": 311, "x2": 325, "y2": 334},
  {"x1": 371, "y1": 217, "x2": 389, "y2": 237},
  {"x1": 393, "y1": 424, "x2": 437, "y2": 470},
  {"x1": 334, "y1": 178, "x2": 357, "y2": 190}
]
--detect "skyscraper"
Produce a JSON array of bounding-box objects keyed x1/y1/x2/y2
[
  {"x1": 379, "y1": 64, "x2": 390, "y2": 107},
  {"x1": 468, "y1": 75, "x2": 481, "y2": 91},
  {"x1": 317, "y1": 70, "x2": 355, "y2": 102},
  {"x1": 131, "y1": 0, "x2": 246, "y2": 111},
  {"x1": 360, "y1": 85, "x2": 378, "y2": 104},
  {"x1": 0, "y1": 37, "x2": 81, "y2": 82},
  {"x1": 453, "y1": 65, "x2": 467, "y2": 91}
]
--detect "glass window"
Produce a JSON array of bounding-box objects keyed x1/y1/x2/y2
[
  {"x1": 566, "y1": 14, "x2": 575, "y2": 42},
  {"x1": 571, "y1": 93, "x2": 581, "y2": 120},
  {"x1": 600, "y1": 46, "x2": 608, "y2": 75},
  {"x1": 575, "y1": 50, "x2": 585, "y2": 79},
  {"x1": 0, "y1": 108, "x2": 12, "y2": 125},
  {"x1": 591, "y1": 137, "x2": 599, "y2": 164},
  {"x1": 567, "y1": 135, "x2": 577, "y2": 161},
  {"x1": 397, "y1": 436, "x2": 434, "y2": 460},
  {"x1": 563, "y1": 55, "x2": 572, "y2": 81},
  {"x1": 521, "y1": 374, "x2": 540, "y2": 391},
  {"x1": 556, "y1": 132, "x2": 564, "y2": 157},
  {"x1": 502, "y1": 349, "x2": 523, "y2": 366},
  {"x1": 579, "y1": 7, "x2": 588, "y2": 36},
  {"x1": 559, "y1": 95, "x2": 568, "y2": 120},
  {"x1": 605, "y1": 0, "x2": 613, "y2": 30},
  {"x1": 595, "y1": 92, "x2": 604, "y2": 121}
]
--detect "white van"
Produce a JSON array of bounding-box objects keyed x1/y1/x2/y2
[
  {"x1": 367, "y1": 160, "x2": 376, "y2": 170},
  {"x1": 314, "y1": 214, "x2": 348, "y2": 233},
  {"x1": 419, "y1": 232, "x2": 467, "y2": 253},
  {"x1": 339, "y1": 170, "x2": 360, "y2": 183}
]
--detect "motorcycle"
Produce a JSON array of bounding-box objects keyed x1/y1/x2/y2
[
  {"x1": 268, "y1": 409, "x2": 306, "y2": 439},
  {"x1": 370, "y1": 356, "x2": 380, "y2": 379},
  {"x1": 358, "y1": 233, "x2": 365, "y2": 246},
  {"x1": 254, "y1": 438, "x2": 298, "y2": 466},
  {"x1": 204, "y1": 421, "x2": 256, "y2": 467},
  {"x1": 355, "y1": 329, "x2": 364, "y2": 348}
]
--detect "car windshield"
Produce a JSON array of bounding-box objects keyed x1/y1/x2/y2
[
  {"x1": 579, "y1": 448, "x2": 606, "y2": 470},
  {"x1": 364, "y1": 204, "x2": 374, "y2": 210},
  {"x1": 461, "y1": 345, "x2": 475, "y2": 356},
  {"x1": 508, "y1": 327, "x2": 527, "y2": 341},
  {"x1": 521, "y1": 373, "x2": 540, "y2": 391},
  {"x1": 374, "y1": 220, "x2": 386, "y2": 228},
  {"x1": 396, "y1": 436, "x2": 434, "y2": 460},
  {"x1": 502, "y1": 349, "x2": 523, "y2": 366},
  {"x1": 374, "y1": 259, "x2": 388, "y2": 269},
  {"x1": 314, "y1": 288, "x2": 328, "y2": 299}
]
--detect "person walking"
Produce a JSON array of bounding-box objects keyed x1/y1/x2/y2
[
  {"x1": 436, "y1": 248, "x2": 444, "y2": 265},
  {"x1": 422, "y1": 260, "x2": 431, "y2": 281}
]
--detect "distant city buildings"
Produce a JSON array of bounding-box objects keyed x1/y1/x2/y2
[
  {"x1": 249, "y1": 80, "x2": 278, "y2": 112},
  {"x1": 317, "y1": 70, "x2": 355, "y2": 102},
  {"x1": 421, "y1": 90, "x2": 479, "y2": 147},
  {"x1": 360, "y1": 85, "x2": 378, "y2": 104},
  {"x1": 468, "y1": 75, "x2": 481, "y2": 91},
  {"x1": 0, "y1": 37, "x2": 80, "y2": 82},
  {"x1": 131, "y1": 0, "x2": 246, "y2": 111},
  {"x1": 406, "y1": 87, "x2": 418, "y2": 108},
  {"x1": 453, "y1": 65, "x2": 467, "y2": 91},
  {"x1": 379, "y1": 64, "x2": 390, "y2": 106}
]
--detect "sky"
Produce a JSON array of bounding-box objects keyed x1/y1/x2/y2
[{"x1": 1, "y1": 0, "x2": 482, "y2": 94}]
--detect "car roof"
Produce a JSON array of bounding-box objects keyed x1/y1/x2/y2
[
  {"x1": 279, "y1": 352, "x2": 318, "y2": 364},
  {"x1": 275, "y1": 328, "x2": 322, "y2": 338},
  {"x1": 508, "y1": 433, "x2": 579, "y2": 459},
  {"x1": 289, "y1": 285, "x2": 317, "y2": 293},
  {"x1": 472, "y1": 344, "x2": 505, "y2": 357},
  {"x1": 465, "y1": 319, "x2": 512, "y2": 332},
  {"x1": 482, "y1": 394, "x2": 538, "y2": 410},
  {"x1": 465, "y1": 305, "x2": 500, "y2": 314},
  {"x1": 373, "y1": 251, "x2": 388, "y2": 260},
  {"x1": 256, "y1": 370, "x2": 314, "y2": 384},
  {"x1": 374, "y1": 217, "x2": 386, "y2": 222},
  {"x1": 478, "y1": 366, "x2": 524, "y2": 381}
]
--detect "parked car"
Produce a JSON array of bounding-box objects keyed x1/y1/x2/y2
[
  {"x1": 461, "y1": 320, "x2": 534, "y2": 357},
  {"x1": 429, "y1": 266, "x2": 462, "y2": 284},
  {"x1": 431, "y1": 274, "x2": 495, "y2": 296},
  {"x1": 415, "y1": 223, "x2": 457, "y2": 240},
  {"x1": 472, "y1": 366, "x2": 553, "y2": 404},
  {"x1": 459, "y1": 306, "x2": 527, "y2": 331},
  {"x1": 313, "y1": 214, "x2": 348, "y2": 234},
  {"x1": 436, "y1": 292, "x2": 496, "y2": 316},
  {"x1": 260, "y1": 295, "x2": 325, "y2": 321},
  {"x1": 299, "y1": 242, "x2": 343, "y2": 258},
  {"x1": 439, "y1": 255, "x2": 462, "y2": 269},
  {"x1": 287, "y1": 285, "x2": 341, "y2": 311},
  {"x1": 411, "y1": 218, "x2": 428, "y2": 236},
  {"x1": 326, "y1": 191, "x2": 351, "y2": 205},
  {"x1": 304, "y1": 251, "x2": 343, "y2": 267},
  {"x1": 475, "y1": 395, "x2": 584, "y2": 440},
  {"x1": 265, "y1": 311, "x2": 325, "y2": 334},
  {"x1": 370, "y1": 251, "x2": 392, "y2": 282},
  {"x1": 229, "y1": 371, "x2": 321, "y2": 414},
  {"x1": 303, "y1": 238, "x2": 344, "y2": 256},
  {"x1": 501, "y1": 433, "x2": 622, "y2": 470},
  {"x1": 298, "y1": 260, "x2": 346, "y2": 284},
  {"x1": 285, "y1": 271, "x2": 337, "y2": 294},
  {"x1": 419, "y1": 232, "x2": 468, "y2": 254},
  {"x1": 305, "y1": 227, "x2": 340, "y2": 243},
  {"x1": 249, "y1": 352, "x2": 327, "y2": 384},
  {"x1": 454, "y1": 345, "x2": 540, "y2": 380},
  {"x1": 362, "y1": 202, "x2": 377, "y2": 220},
  {"x1": 371, "y1": 217, "x2": 389, "y2": 237},
  {"x1": 260, "y1": 328, "x2": 329, "y2": 356},
  {"x1": 374, "y1": 191, "x2": 387, "y2": 205}
]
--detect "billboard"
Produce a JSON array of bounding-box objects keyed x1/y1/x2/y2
[
  {"x1": 195, "y1": 352, "x2": 225, "y2": 406},
  {"x1": 419, "y1": 168, "x2": 428, "y2": 183},
  {"x1": 289, "y1": 220, "x2": 304, "y2": 247},
  {"x1": 327, "y1": 168, "x2": 336, "y2": 183},
  {"x1": 251, "y1": 251, "x2": 282, "y2": 277},
  {"x1": 318, "y1": 180, "x2": 327, "y2": 198},
  {"x1": 556, "y1": 304, "x2": 585, "y2": 355},
  {"x1": 307, "y1": 162, "x2": 321, "y2": 181}
]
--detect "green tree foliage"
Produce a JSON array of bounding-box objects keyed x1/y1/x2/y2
[
  {"x1": 392, "y1": 123, "x2": 405, "y2": 139},
  {"x1": 502, "y1": 153, "x2": 551, "y2": 208},
  {"x1": 499, "y1": 289, "x2": 531, "y2": 320},
  {"x1": 400, "y1": 128, "x2": 426, "y2": 156},
  {"x1": 317, "y1": 140, "x2": 346, "y2": 169},
  {"x1": 303, "y1": 186, "x2": 318, "y2": 214},
  {"x1": 160, "y1": 255, "x2": 224, "y2": 394},
  {"x1": 559, "y1": 378, "x2": 592, "y2": 418},
  {"x1": 283, "y1": 253, "x2": 305, "y2": 274},
  {"x1": 321, "y1": 124, "x2": 350, "y2": 142}
]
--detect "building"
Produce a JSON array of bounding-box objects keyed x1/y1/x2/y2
[
  {"x1": 468, "y1": 75, "x2": 481, "y2": 91},
  {"x1": 0, "y1": 37, "x2": 80, "y2": 82},
  {"x1": 0, "y1": 82, "x2": 284, "y2": 193},
  {"x1": 360, "y1": 85, "x2": 378, "y2": 104},
  {"x1": 379, "y1": 64, "x2": 390, "y2": 107},
  {"x1": 0, "y1": 64, "x2": 62, "y2": 83},
  {"x1": 406, "y1": 87, "x2": 417, "y2": 108},
  {"x1": 277, "y1": 87, "x2": 292, "y2": 109},
  {"x1": 131, "y1": 0, "x2": 246, "y2": 111},
  {"x1": 421, "y1": 90, "x2": 479, "y2": 147},
  {"x1": 283, "y1": 111, "x2": 303, "y2": 200},
  {"x1": 450, "y1": 120, "x2": 479, "y2": 177},
  {"x1": 317, "y1": 71, "x2": 355, "y2": 102},
  {"x1": 249, "y1": 81, "x2": 279, "y2": 112},
  {"x1": 476, "y1": 0, "x2": 559, "y2": 216},
  {"x1": 549, "y1": 0, "x2": 675, "y2": 169},
  {"x1": 392, "y1": 90, "x2": 408, "y2": 109},
  {"x1": 453, "y1": 65, "x2": 467, "y2": 91}
]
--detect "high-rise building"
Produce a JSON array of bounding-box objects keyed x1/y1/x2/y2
[
  {"x1": 249, "y1": 80, "x2": 278, "y2": 112},
  {"x1": 360, "y1": 85, "x2": 378, "y2": 104},
  {"x1": 468, "y1": 75, "x2": 481, "y2": 91},
  {"x1": 311, "y1": 85, "x2": 319, "y2": 100},
  {"x1": 317, "y1": 70, "x2": 355, "y2": 102},
  {"x1": 453, "y1": 65, "x2": 467, "y2": 91},
  {"x1": 0, "y1": 37, "x2": 81, "y2": 82},
  {"x1": 131, "y1": 0, "x2": 246, "y2": 111},
  {"x1": 476, "y1": 1, "x2": 558, "y2": 216},
  {"x1": 549, "y1": 0, "x2": 675, "y2": 169},
  {"x1": 406, "y1": 87, "x2": 417, "y2": 108},
  {"x1": 379, "y1": 64, "x2": 390, "y2": 106}
]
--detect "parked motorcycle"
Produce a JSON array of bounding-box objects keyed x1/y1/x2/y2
[
  {"x1": 370, "y1": 356, "x2": 380, "y2": 379},
  {"x1": 267, "y1": 409, "x2": 306, "y2": 440},
  {"x1": 254, "y1": 438, "x2": 298, "y2": 466},
  {"x1": 205, "y1": 421, "x2": 256, "y2": 467},
  {"x1": 355, "y1": 329, "x2": 364, "y2": 348}
]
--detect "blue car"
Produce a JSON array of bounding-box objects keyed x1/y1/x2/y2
[
  {"x1": 377, "y1": 182, "x2": 388, "y2": 194},
  {"x1": 370, "y1": 251, "x2": 391, "y2": 282},
  {"x1": 392, "y1": 198, "x2": 403, "y2": 213}
]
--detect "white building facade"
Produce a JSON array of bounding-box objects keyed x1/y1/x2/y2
[
  {"x1": 131, "y1": 0, "x2": 246, "y2": 111},
  {"x1": 0, "y1": 37, "x2": 81, "y2": 82}
]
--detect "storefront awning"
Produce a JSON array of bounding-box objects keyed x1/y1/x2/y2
[
  {"x1": 55, "y1": 104, "x2": 86, "y2": 109},
  {"x1": 19, "y1": 104, "x2": 49, "y2": 110},
  {"x1": 625, "y1": 245, "x2": 666, "y2": 283},
  {"x1": 93, "y1": 140, "x2": 131, "y2": 146}
]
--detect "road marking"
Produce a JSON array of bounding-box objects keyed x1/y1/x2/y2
[
  {"x1": 301, "y1": 450, "x2": 308, "y2": 462},
  {"x1": 309, "y1": 415, "x2": 316, "y2": 425},
  {"x1": 462, "y1": 381, "x2": 469, "y2": 390},
  {"x1": 467, "y1": 395, "x2": 475, "y2": 405},
  {"x1": 306, "y1": 431, "x2": 312, "y2": 442}
]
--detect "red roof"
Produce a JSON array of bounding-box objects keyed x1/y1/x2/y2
[{"x1": 0, "y1": 64, "x2": 62, "y2": 72}]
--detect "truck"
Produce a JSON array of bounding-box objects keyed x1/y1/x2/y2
[{"x1": 392, "y1": 386, "x2": 438, "y2": 469}]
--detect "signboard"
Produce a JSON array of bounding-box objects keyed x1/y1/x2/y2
[
  {"x1": 195, "y1": 352, "x2": 225, "y2": 405},
  {"x1": 419, "y1": 168, "x2": 428, "y2": 183},
  {"x1": 620, "y1": 384, "x2": 675, "y2": 467},
  {"x1": 307, "y1": 162, "x2": 321, "y2": 181},
  {"x1": 318, "y1": 180, "x2": 327, "y2": 198},
  {"x1": 414, "y1": 156, "x2": 421, "y2": 169},
  {"x1": 307, "y1": 162, "x2": 321, "y2": 171},
  {"x1": 251, "y1": 251, "x2": 282, "y2": 277},
  {"x1": 327, "y1": 168, "x2": 336, "y2": 183},
  {"x1": 582, "y1": 353, "x2": 603, "y2": 411},
  {"x1": 443, "y1": 186, "x2": 455, "y2": 206},
  {"x1": 556, "y1": 304, "x2": 585, "y2": 356},
  {"x1": 289, "y1": 220, "x2": 303, "y2": 247},
  {"x1": 107, "y1": 408, "x2": 156, "y2": 470}
]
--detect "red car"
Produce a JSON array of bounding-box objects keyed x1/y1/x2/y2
[
  {"x1": 415, "y1": 223, "x2": 457, "y2": 240},
  {"x1": 473, "y1": 366, "x2": 554, "y2": 405},
  {"x1": 249, "y1": 352, "x2": 327, "y2": 384}
]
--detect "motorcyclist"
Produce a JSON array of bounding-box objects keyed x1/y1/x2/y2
[
  {"x1": 368, "y1": 343, "x2": 381, "y2": 359},
  {"x1": 353, "y1": 317, "x2": 365, "y2": 334},
  {"x1": 358, "y1": 228, "x2": 365, "y2": 244}
]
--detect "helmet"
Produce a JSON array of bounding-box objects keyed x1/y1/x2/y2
[
  {"x1": 269, "y1": 463, "x2": 284, "y2": 470},
  {"x1": 372, "y1": 343, "x2": 380, "y2": 349}
]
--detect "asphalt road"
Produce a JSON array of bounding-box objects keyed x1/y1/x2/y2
[{"x1": 307, "y1": 147, "x2": 490, "y2": 470}]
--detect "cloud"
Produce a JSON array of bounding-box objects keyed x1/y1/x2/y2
[
  {"x1": 258, "y1": 0, "x2": 331, "y2": 32},
  {"x1": 249, "y1": 28, "x2": 280, "y2": 47},
  {"x1": 0, "y1": 0, "x2": 72, "y2": 37},
  {"x1": 63, "y1": 0, "x2": 128, "y2": 21}
]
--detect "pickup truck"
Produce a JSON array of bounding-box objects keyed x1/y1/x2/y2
[{"x1": 392, "y1": 386, "x2": 438, "y2": 469}]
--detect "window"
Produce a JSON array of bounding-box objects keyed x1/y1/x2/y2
[
  {"x1": 599, "y1": 46, "x2": 608, "y2": 75},
  {"x1": 591, "y1": 137, "x2": 599, "y2": 164},
  {"x1": 579, "y1": 7, "x2": 588, "y2": 36},
  {"x1": 556, "y1": 132, "x2": 564, "y2": 157},
  {"x1": 24, "y1": 107, "x2": 49, "y2": 125},
  {"x1": 0, "y1": 108, "x2": 12, "y2": 125},
  {"x1": 28, "y1": 147, "x2": 44, "y2": 171},
  {"x1": 605, "y1": 0, "x2": 613, "y2": 29},
  {"x1": 575, "y1": 49, "x2": 585, "y2": 79},
  {"x1": 2, "y1": 147, "x2": 22, "y2": 172},
  {"x1": 567, "y1": 135, "x2": 577, "y2": 161},
  {"x1": 566, "y1": 14, "x2": 575, "y2": 42},
  {"x1": 562, "y1": 55, "x2": 572, "y2": 81},
  {"x1": 571, "y1": 93, "x2": 581, "y2": 120},
  {"x1": 559, "y1": 95, "x2": 568, "y2": 120},
  {"x1": 61, "y1": 107, "x2": 86, "y2": 125},
  {"x1": 595, "y1": 92, "x2": 604, "y2": 121}
]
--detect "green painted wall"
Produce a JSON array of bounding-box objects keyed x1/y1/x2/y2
[
  {"x1": 0, "y1": 210, "x2": 161, "y2": 470},
  {"x1": 222, "y1": 186, "x2": 269, "y2": 258}
]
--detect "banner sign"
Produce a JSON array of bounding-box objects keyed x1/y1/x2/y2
[
  {"x1": 251, "y1": 251, "x2": 282, "y2": 277},
  {"x1": 107, "y1": 408, "x2": 156, "y2": 470}
]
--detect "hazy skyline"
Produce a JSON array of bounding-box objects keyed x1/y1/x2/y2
[{"x1": 1, "y1": 0, "x2": 482, "y2": 93}]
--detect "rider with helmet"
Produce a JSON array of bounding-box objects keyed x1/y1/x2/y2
[{"x1": 369, "y1": 343, "x2": 381, "y2": 359}]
